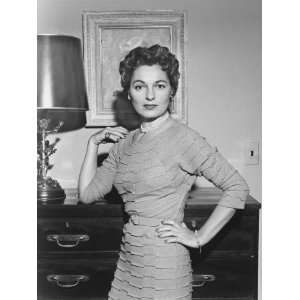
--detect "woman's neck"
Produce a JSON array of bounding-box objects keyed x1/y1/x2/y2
[{"x1": 140, "y1": 112, "x2": 170, "y2": 133}]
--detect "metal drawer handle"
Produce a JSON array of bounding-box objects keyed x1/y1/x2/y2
[
  {"x1": 47, "y1": 274, "x2": 89, "y2": 288},
  {"x1": 46, "y1": 234, "x2": 90, "y2": 248},
  {"x1": 192, "y1": 274, "x2": 216, "y2": 287}
]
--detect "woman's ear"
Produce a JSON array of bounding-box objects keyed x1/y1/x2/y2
[
  {"x1": 168, "y1": 94, "x2": 174, "y2": 112},
  {"x1": 169, "y1": 90, "x2": 174, "y2": 101}
]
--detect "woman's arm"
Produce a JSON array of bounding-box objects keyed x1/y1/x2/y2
[
  {"x1": 157, "y1": 133, "x2": 249, "y2": 248},
  {"x1": 157, "y1": 205, "x2": 235, "y2": 248},
  {"x1": 194, "y1": 204, "x2": 236, "y2": 246},
  {"x1": 78, "y1": 126, "x2": 128, "y2": 204},
  {"x1": 78, "y1": 139, "x2": 100, "y2": 203}
]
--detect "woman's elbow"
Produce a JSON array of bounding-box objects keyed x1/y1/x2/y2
[
  {"x1": 232, "y1": 173, "x2": 250, "y2": 198},
  {"x1": 241, "y1": 178, "x2": 250, "y2": 198},
  {"x1": 78, "y1": 188, "x2": 96, "y2": 204}
]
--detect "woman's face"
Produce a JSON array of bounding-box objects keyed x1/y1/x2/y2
[{"x1": 129, "y1": 64, "x2": 172, "y2": 122}]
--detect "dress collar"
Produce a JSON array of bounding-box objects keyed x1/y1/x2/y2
[{"x1": 140, "y1": 112, "x2": 170, "y2": 133}]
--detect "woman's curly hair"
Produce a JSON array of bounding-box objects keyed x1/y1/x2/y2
[{"x1": 119, "y1": 44, "x2": 180, "y2": 96}]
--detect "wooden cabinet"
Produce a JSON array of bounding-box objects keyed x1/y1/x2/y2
[{"x1": 37, "y1": 187, "x2": 260, "y2": 300}]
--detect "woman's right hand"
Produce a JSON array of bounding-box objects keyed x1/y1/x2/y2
[{"x1": 88, "y1": 126, "x2": 129, "y2": 147}]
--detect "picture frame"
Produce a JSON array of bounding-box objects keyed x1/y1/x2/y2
[{"x1": 83, "y1": 10, "x2": 187, "y2": 127}]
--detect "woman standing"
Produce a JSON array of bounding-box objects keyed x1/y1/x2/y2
[{"x1": 79, "y1": 45, "x2": 249, "y2": 300}]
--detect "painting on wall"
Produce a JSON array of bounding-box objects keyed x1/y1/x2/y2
[{"x1": 83, "y1": 11, "x2": 187, "y2": 127}]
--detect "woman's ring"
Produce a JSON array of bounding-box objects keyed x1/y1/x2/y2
[{"x1": 105, "y1": 132, "x2": 111, "y2": 139}]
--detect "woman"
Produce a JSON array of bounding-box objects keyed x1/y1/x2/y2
[{"x1": 79, "y1": 45, "x2": 249, "y2": 300}]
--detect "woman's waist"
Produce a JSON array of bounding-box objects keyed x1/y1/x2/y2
[
  {"x1": 122, "y1": 219, "x2": 190, "y2": 255},
  {"x1": 127, "y1": 214, "x2": 183, "y2": 227}
]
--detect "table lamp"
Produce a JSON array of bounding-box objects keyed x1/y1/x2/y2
[{"x1": 37, "y1": 35, "x2": 88, "y2": 204}]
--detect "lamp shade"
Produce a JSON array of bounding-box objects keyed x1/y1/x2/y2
[{"x1": 37, "y1": 35, "x2": 88, "y2": 131}]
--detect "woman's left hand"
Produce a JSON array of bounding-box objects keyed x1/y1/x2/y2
[{"x1": 156, "y1": 220, "x2": 201, "y2": 248}]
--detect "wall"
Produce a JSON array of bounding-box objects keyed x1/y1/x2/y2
[{"x1": 37, "y1": 0, "x2": 261, "y2": 202}]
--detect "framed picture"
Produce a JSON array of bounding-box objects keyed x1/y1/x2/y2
[{"x1": 83, "y1": 10, "x2": 187, "y2": 127}]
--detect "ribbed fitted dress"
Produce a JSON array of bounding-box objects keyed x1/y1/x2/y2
[{"x1": 81, "y1": 117, "x2": 249, "y2": 300}]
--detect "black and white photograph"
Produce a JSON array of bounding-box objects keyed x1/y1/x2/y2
[
  {"x1": 36, "y1": 0, "x2": 262, "y2": 299},
  {"x1": 3, "y1": 0, "x2": 300, "y2": 299}
]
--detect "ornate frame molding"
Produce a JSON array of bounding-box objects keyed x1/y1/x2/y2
[{"x1": 83, "y1": 10, "x2": 187, "y2": 127}]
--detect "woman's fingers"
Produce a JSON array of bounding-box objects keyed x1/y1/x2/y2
[
  {"x1": 105, "y1": 127, "x2": 129, "y2": 139},
  {"x1": 157, "y1": 227, "x2": 179, "y2": 238},
  {"x1": 161, "y1": 220, "x2": 181, "y2": 228},
  {"x1": 159, "y1": 232, "x2": 177, "y2": 238},
  {"x1": 107, "y1": 131, "x2": 126, "y2": 139},
  {"x1": 157, "y1": 222, "x2": 183, "y2": 238},
  {"x1": 105, "y1": 126, "x2": 128, "y2": 136},
  {"x1": 91, "y1": 126, "x2": 129, "y2": 145},
  {"x1": 156, "y1": 225, "x2": 175, "y2": 232},
  {"x1": 164, "y1": 237, "x2": 178, "y2": 244},
  {"x1": 157, "y1": 221, "x2": 199, "y2": 248},
  {"x1": 112, "y1": 126, "x2": 129, "y2": 134}
]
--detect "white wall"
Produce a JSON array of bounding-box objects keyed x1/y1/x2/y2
[{"x1": 38, "y1": 0, "x2": 261, "y2": 202}]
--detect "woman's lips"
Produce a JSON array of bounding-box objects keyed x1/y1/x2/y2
[{"x1": 143, "y1": 104, "x2": 158, "y2": 110}]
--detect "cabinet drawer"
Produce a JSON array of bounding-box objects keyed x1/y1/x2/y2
[
  {"x1": 38, "y1": 214, "x2": 258, "y2": 254},
  {"x1": 192, "y1": 258, "x2": 257, "y2": 299},
  {"x1": 38, "y1": 256, "x2": 256, "y2": 300},
  {"x1": 38, "y1": 256, "x2": 117, "y2": 300},
  {"x1": 38, "y1": 217, "x2": 124, "y2": 252}
]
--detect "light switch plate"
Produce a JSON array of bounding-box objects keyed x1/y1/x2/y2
[{"x1": 244, "y1": 141, "x2": 259, "y2": 165}]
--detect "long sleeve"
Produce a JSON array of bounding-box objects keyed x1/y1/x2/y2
[
  {"x1": 180, "y1": 131, "x2": 249, "y2": 209},
  {"x1": 80, "y1": 143, "x2": 119, "y2": 203}
]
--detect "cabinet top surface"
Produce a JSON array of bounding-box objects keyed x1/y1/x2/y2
[{"x1": 37, "y1": 187, "x2": 260, "y2": 217}]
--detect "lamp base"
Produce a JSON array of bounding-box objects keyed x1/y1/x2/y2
[{"x1": 37, "y1": 177, "x2": 66, "y2": 204}]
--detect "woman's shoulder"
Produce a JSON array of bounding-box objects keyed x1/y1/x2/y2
[{"x1": 168, "y1": 118, "x2": 206, "y2": 143}]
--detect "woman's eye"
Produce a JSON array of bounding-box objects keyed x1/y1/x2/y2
[
  {"x1": 157, "y1": 84, "x2": 166, "y2": 89},
  {"x1": 134, "y1": 85, "x2": 143, "y2": 91}
]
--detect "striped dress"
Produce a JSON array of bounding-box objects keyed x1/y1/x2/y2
[{"x1": 81, "y1": 117, "x2": 249, "y2": 300}]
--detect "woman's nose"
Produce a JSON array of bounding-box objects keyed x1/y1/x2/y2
[{"x1": 146, "y1": 87, "x2": 155, "y2": 101}]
